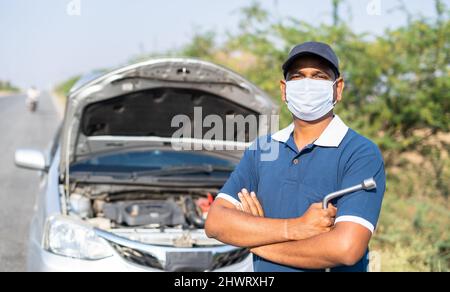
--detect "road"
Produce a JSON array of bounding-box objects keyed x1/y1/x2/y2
[{"x1": 0, "y1": 92, "x2": 60, "y2": 271}]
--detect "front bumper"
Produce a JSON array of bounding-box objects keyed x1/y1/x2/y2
[{"x1": 27, "y1": 238, "x2": 254, "y2": 272}]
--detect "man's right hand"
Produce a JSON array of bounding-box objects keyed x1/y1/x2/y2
[{"x1": 286, "y1": 203, "x2": 337, "y2": 241}]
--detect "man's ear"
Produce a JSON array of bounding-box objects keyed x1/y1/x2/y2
[
  {"x1": 334, "y1": 77, "x2": 345, "y2": 104},
  {"x1": 280, "y1": 80, "x2": 287, "y2": 103}
]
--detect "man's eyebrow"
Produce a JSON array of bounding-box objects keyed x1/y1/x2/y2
[
  {"x1": 290, "y1": 68, "x2": 331, "y2": 76},
  {"x1": 288, "y1": 69, "x2": 303, "y2": 75},
  {"x1": 311, "y1": 69, "x2": 330, "y2": 75}
]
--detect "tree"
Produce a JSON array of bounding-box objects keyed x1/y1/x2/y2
[{"x1": 332, "y1": 0, "x2": 343, "y2": 26}]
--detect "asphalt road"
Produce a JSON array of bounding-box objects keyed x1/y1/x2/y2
[{"x1": 0, "y1": 93, "x2": 60, "y2": 271}]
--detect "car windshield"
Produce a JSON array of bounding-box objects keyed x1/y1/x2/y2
[{"x1": 70, "y1": 150, "x2": 236, "y2": 175}]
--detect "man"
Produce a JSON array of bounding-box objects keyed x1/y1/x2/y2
[
  {"x1": 205, "y1": 42, "x2": 386, "y2": 272},
  {"x1": 26, "y1": 86, "x2": 40, "y2": 102}
]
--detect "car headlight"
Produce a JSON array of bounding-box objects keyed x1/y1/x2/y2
[{"x1": 43, "y1": 216, "x2": 113, "y2": 260}]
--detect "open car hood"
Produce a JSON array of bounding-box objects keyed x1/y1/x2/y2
[{"x1": 59, "y1": 58, "x2": 278, "y2": 176}]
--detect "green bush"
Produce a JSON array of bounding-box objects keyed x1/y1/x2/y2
[
  {"x1": 54, "y1": 75, "x2": 81, "y2": 97},
  {"x1": 0, "y1": 80, "x2": 19, "y2": 92}
]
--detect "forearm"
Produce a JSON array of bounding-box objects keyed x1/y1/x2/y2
[
  {"x1": 251, "y1": 223, "x2": 370, "y2": 269},
  {"x1": 251, "y1": 232, "x2": 342, "y2": 269},
  {"x1": 205, "y1": 204, "x2": 291, "y2": 247}
]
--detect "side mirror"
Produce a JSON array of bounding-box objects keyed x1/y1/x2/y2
[{"x1": 14, "y1": 149, "x2": 48, "y2": 171}]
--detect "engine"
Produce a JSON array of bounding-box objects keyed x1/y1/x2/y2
[
  {"x1": 102, "y1": 200, "x2": 186, "y2": 227},
  {"x1": 68, "y1": 190, "x2": 215, "y2": 230}
]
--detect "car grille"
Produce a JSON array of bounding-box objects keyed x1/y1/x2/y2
[
  {"x1": 110, "y1": 243, "x2": 249, "y2": 271},
  {"x1": 210, "y1": 247, "x2": 250, "y2": 270},
  {"x1": 111, "y1": 243, "x2": 164, "y2": 270}
]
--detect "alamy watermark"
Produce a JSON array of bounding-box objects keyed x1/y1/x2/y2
[
  {"x1": 366, "y1": 0, "x2": 382, "y2": 16},
  {"x1": 170, "y1": 107, "x2": 281, "y2": 161},
  {"x1": 66, "y1": 0, "x2": 81, "y2": 16},
  {"x1": 368, "y1": 250, "x2": 382, "y2": 272}
]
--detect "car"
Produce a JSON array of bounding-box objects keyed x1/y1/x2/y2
[{"x1": 15, "y1": 58, "x2": 278, "y2": 272}]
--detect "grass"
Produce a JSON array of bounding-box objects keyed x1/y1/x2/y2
[
  {"x1": 53, "y1": 76, "x2": 81, "y2": 111},
  {"x1": 0, "y1": 80, "x2": 20, "y2": 94},
  {"x1": 54, "y1": 76, "x2": 80, "y2": 99},
  {"x1": 371, "y1": 161, "x2": 450, "y2": 271}
]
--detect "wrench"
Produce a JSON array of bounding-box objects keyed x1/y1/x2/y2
[
  {"x1": 322, "y1": 178, "x2": 377, "y2": 209},
  {"x1": 322, "y1": 178, "x2": 376, "y2": 272}
]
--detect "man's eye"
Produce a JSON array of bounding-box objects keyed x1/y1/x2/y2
[{"x1": 290, "y1": 75, "x2": 304, "y2": 80}]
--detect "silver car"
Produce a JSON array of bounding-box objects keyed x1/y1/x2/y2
[{"x1": 15, "y1": 58, "x2": 277, "y2": 272}]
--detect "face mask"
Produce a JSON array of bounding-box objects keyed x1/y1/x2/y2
[{"x1": 285, "y1": 78, "x2": 337, "y2": 121}]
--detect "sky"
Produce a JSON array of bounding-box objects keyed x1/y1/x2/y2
[{"x1": 0, "y1": 0, "x2": 445, "y2": 89}]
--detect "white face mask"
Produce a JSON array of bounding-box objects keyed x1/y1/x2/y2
[{"x1": 285, "y1": 78, "x2": 337, "y2": 121}]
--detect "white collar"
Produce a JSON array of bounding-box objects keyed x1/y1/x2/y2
[{"x1": 271, "y1": 115, "x2": 349, "y2": 147}]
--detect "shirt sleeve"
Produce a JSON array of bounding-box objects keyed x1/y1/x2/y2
[
  {"x1": 335, "y1": 149, "x2": 386, "y2": 233},
  {"x1": 216, "y1": 142, "x2": 259, "y2": 207}
]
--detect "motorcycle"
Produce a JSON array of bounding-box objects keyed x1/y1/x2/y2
[
  {"x1": 26, "y1": 98, "x2": 38, "y2": 112},
  {"x1": 26, "y1": 87, "x2": 40, "y2": 113}
]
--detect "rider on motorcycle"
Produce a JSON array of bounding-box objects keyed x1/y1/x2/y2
[{"x1": 26, "y1": 86, "x2": 40, "y2": 112}]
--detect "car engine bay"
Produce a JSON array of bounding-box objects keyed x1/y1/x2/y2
[
  {"x1": 68, "y1": 186, "x2": 215, "y2": 231},
  {"x1": 62, "y1": 185, "x2": 251, "y2": 270}
]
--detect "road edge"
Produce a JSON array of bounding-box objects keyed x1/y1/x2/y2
[
  {"x1": 0, "y1": 91, "x2": 22, "y2": 98},
  {"x1": 50, "y1": 91, "x2": 65, "y2": 120}
]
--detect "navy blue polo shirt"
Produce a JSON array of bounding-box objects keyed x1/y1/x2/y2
[{"x1": 217, "y1": 115, "x2": 386, "y2": 272}]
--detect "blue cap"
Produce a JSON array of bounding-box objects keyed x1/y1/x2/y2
[{"x1": 282, "y1": 42, "x2": 340, "y2": 79}]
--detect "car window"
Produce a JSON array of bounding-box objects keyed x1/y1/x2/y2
[{"x1": 70, "y1": 150, "x2": 236, "y2": 172}]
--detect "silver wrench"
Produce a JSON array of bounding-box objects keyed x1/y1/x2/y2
[
  {"x1": 322, "y1": 178, "x2": 376, "y2": 272},
  {"x1": 322, "y1": 178, "x2": 377, "y2": 209}
]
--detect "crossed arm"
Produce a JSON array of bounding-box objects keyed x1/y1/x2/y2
[{"x1": 205, "y1": 189, "x2": 372, "y2": 269}]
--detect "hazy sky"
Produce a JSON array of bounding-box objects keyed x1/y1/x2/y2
[{"x1": 0, "y1": 0, "x2": 444, "y2": 89}]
